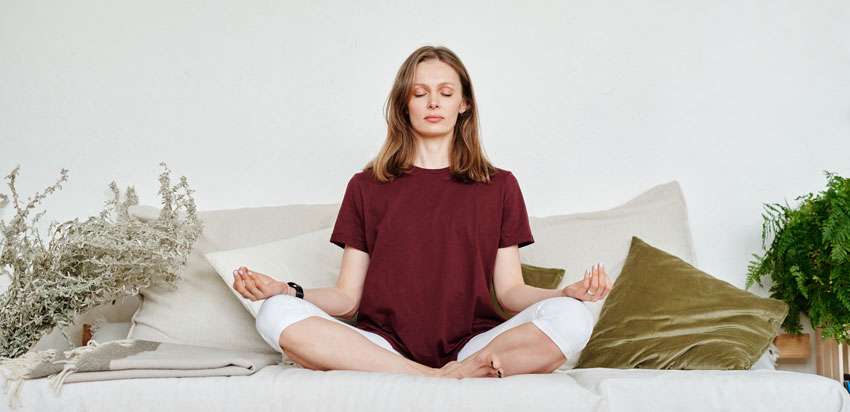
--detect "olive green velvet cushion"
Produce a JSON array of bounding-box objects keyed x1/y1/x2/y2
[
  {"x1": 489, "y1": 263, "x2": 565, "y2": 320},
  {"x1": 575, "y1": 236, "x2": 789, "y2": 370}
]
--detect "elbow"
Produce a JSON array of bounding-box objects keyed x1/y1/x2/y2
[
  {"x1": 497, "y1": 283, "x2": 524, "y2": 313},
  {"x1": 336, "y1": 288, "x2": 360, "y2": 320},
  {"x1": 340, "y1": 303, "x2": 359, "y2": 320}
]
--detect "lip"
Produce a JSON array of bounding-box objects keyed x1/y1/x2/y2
[{"x1": 424, "y1": 116, "x2": 444, "y2": 122}]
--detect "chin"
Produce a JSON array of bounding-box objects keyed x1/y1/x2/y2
[
  {"x1": 415, "y1": 129, "x2": 453, "y2": 138},
  {"x1": 414, "y1": 124, "x2": 455, "y2": 137}
]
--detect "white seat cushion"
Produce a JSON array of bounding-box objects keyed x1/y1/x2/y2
[{"x1": 3, "y1": 366, "x2": 845, "y2": 412}]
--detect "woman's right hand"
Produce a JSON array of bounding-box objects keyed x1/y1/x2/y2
[{"x1": 232, "y1": 266, "x2": 291, "y2": 301}]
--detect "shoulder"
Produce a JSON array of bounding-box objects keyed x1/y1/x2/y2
[
  {"x1": 350, "y1": 169, "x2": 379, "y2": 185},
  {"x1": 338, "y1": 172, "x2": 366, "y2": 197},
  {"x1": 344, "y1": 169, "x2": 383, "y2": 193},
  {"x1": 492, "y1": 167, "x2": 513, "y2": 178},
  {"x1": 350, "y1": 170, "x2": 367, "y2": 182},
  {"x1": 491, "y1": 167, "x2": 518, "y2": 186}
]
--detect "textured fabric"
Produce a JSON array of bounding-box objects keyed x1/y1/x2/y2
[
  {"x1": 90, "y1": 322, "x2": 132, "y2": 344},
  {"x1": 488, "y1": 263, "x2": 565, "y2": 320},
  {"x1": 203, "y1": 226, "x2": 357, "y2": 325},
  {"x1": 517, "y1": 263, "x2": 566, "y2": 290},
  {"x1": 576, "y1": 236, "x2": 789, "y2": 370},
  {"x1": 127, "y1": 203, "x2": 342, "y2": 355},
  {"x1": 329, "y1": 166, "x2": 534, "y2": 368},
  {"x1": 519, "y1": 180, "x2": 698, "y2": 370},
  {"x1": 0, "y1": 339, "x2": 282, "y2": 409},
  {"x1": 4, "y1": 362, "x2": 849, "y2": 412}
]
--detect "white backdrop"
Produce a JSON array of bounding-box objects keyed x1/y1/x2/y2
[{"x1": 2, "y1": 1, "x2": 849, "y2": 373}]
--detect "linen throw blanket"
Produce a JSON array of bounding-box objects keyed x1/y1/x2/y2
[{"x1": 0, "y1": 338, "x2": 292, "y2": 409}]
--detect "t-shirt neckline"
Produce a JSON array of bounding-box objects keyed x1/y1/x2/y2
[{"x1": 410, "y1": 165, "x2": 451, "y2": 175}]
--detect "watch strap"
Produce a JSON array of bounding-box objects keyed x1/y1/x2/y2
[{"x1": 286, "y1": 281, "x2": 304, "y2": 299}]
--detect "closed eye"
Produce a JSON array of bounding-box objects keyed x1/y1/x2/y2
[{"x1": 414, "y1": 93, "x2": 453, "y2": 97}]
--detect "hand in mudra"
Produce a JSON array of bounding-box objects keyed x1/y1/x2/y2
[
  {"x1": 561, "y1": 263, "x2": 613, "y2": 302},
  {"x1": 232, "y1": 266, "x2": 290, "y2": 301}
]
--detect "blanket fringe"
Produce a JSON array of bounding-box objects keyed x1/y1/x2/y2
[
  {"x1": 0, "y1": 349, "x2": 59, "y2": 410},
  {"x1": 48, "y1": 338, "x2": 138, "y2": 395}
]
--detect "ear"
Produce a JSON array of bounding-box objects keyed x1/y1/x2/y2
[{"x1": 460, "y1": 100, "x2": 470, "y2": 114}]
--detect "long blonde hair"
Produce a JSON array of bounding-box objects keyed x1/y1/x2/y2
[{"x1": 363, "y1": 45, "x2": 497, "y2": 184}]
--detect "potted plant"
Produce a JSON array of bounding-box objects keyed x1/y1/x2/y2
[{"x1": 746, "y1": 170, "x2": 850, "y2": 355}]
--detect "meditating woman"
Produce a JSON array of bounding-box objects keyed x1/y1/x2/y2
[{"x1": 232, "y1": 45, "x2": 613, "y2": 379}]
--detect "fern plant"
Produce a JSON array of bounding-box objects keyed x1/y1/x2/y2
[{"x1": 746, "y1": 170, "x2": 850, "y2": 344}]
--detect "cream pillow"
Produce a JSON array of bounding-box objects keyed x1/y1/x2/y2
[
  {"x1": 203, "y1": 227, "x2": 345, "y2": 319},
  {"x1": 127, "y1": 203, "x2": 341, "y2": 354},
  {"x1": 29, "y1": 295, "x2": 140, "y2": 352},
  {"x1": 522, "y1": 181, "x2": 698, "y2": 370},
  {"x1": 90, "y1": 321, "x2": 132, "y2": 343}
]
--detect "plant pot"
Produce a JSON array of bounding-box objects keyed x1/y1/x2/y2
[
  {"x1": 814, "y1": 327, "x2": 849, "y2": 381},
  {"x1": 774, "y1": 332, "x2": 811, "y2": 362}
]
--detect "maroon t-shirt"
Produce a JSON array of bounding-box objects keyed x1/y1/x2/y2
[{"x1": 329, "y1": 165, "x2": 534, "y2": 368}]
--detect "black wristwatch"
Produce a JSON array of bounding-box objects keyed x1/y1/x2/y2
[{"x1": 286, "y1": 281, "x2": 304, "y2": 299}]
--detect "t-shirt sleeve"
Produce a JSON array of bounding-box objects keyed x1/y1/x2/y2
[
  {"x1": 499, "y1": 172, "x2": 535, "y2": 249},
  {"x1": 330, "y1": 175, "x2": 369, "y2": 254}
]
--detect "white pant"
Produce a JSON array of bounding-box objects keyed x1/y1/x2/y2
[{"x1": 255, "y1": 294, "x2": 594, "y2": 364}]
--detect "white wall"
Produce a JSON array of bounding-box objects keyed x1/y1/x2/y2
[{"x1": 2, "y1": 1, "x2": 848, "y2": 372}]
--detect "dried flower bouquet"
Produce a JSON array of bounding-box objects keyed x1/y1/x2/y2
[{"x1": 0, "y1": 162, "x2": 202, "y2": 359}]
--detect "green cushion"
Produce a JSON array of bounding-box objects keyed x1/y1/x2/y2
[
  {"x1": 575, "y1": 236, "x2": 789, "y2": 369},
  {"x1": 490, "y1": 263, "x2": 566, "y2": 320}
]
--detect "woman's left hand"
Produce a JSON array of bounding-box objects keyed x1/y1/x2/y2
[{"x1": 562, "y1": 263, "x2": 613, "y2": 302}]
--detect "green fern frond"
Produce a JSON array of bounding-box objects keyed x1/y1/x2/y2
[{"x1": 748, "y1": 170, "x2": 850, "y2": 344}]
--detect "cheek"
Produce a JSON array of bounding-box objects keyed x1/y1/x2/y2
[
  {"x1": 406, "y1": 107, "x2": 420, "y2": 124},
  {"x1": 407, "y1": 102, "x2": 422, "y2": 117},
  {"x1": 407, "y1": 103, "x2": 419, "y2": 115}
]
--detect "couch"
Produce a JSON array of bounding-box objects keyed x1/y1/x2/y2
[{"x1": 2, "y1": 179, "x2": 849, "y2": 412}]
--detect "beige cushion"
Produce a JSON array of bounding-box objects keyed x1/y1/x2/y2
[
  {"x1": 203, "y1": 227, "x2": 347, "y2": 320},
  {"x1": 29, "y1": 295, "x2": 141, "y2": 352},
  {"x1": 127, "y1": 203, "x2": 341, "y2": 354},
  {"x1": 521, "y1": 180, "x2": 697, "y2": 370},
  {"x1": 91, "y1": 321, "x2": 133, "y2": 343}
]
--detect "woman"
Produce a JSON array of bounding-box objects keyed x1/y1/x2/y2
[{"x1": 233, "y1": 45, "x2": 613, "y2": 379}]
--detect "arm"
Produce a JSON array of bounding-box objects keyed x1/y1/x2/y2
[
  {"x1": 493, "y1": 246, "x2": 614, "y2": 312},
  {"x1": 492, "y1": 245, "x2": 563, "y2": 313},
  {"x1": 300, "y1": 245, "x2": 368, "y2": 319}
]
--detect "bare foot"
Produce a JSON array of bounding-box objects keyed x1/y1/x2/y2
[{"x1": 438, "y1": 351, "x2": 503, "y2": 379}]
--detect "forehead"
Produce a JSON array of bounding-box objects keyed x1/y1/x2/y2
[{"x1": 413, "y1": 59, "x2": 460, "y2": 87}]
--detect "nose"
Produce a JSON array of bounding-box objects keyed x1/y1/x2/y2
[{"x1": 427, "y1": 97, "x2": 439, "y2": 109}]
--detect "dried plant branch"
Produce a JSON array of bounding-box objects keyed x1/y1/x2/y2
[{"x1": 0, "y1": 162, "x2": 202, "y2": 359}]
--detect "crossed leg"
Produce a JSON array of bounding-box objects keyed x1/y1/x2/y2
[
  {"x1": 255, "y1": 294, "x2": 592, "y2": 379},
  {"x1": 255, "y1": 295, "x2": 497, "y2": 378},
  {"x1": 446, "y1": 296, "x2": 594, "y2": 378}
]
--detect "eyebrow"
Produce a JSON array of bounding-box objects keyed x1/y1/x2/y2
[{"x1": 413, "y1": 82, "x2": 457, "y2": 88}]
